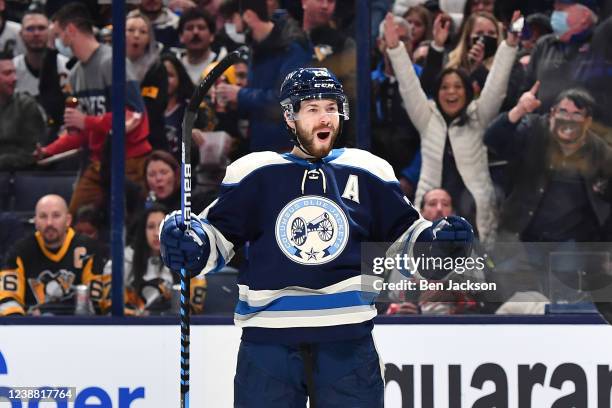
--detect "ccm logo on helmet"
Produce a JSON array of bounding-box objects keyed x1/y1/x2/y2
[{"x1": 314, "y1": 83, "x2": 335, "y2": 88}]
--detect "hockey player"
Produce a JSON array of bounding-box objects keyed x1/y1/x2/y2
[{"x1": 159, "y1": 67, "x2": 474, "y2": 407}]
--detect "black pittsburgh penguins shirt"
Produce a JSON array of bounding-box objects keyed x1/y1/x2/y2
[{"x1": 0, "y1": 228, "x2": 107, "y2": 315}]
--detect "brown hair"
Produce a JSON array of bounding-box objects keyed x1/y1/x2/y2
[
  {"x1": 144, "y1": 150, "x2": 180, "y2": 191},
  {"x1": 52, "y1": 2, "x2": 95, "y2": 35},
  {"x1": 403, "y1": 5, "x2": 433, "y2": 46}
]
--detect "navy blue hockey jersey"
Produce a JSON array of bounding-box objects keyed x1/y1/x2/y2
[{"x1": 197, "y1": 148, "x2": 430, "y2": 343}]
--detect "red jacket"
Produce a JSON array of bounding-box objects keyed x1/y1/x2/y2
[{"x1": 43, "y1": 110, "x2": 152, "y2": 162}]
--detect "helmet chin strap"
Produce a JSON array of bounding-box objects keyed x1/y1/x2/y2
[{"x1": 293, "y1": 129, "x2": 318, "y2": 159}]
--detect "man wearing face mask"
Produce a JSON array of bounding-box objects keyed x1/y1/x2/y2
[
  {"x1": 215, "y1": 0, "x2": 312, "y2": 152},
  {"x1": 35, "y1": 3, "x2": 152, "y2": 218},
  {"x1": 484, "y1": 84, "x2": 612, "y2": 243},
  {"x1": 523, "y1": 0, "x2": 599, "y2": 112},
  {"x1": 213, "y1": 0, "x2": 247, "y2": 53}
]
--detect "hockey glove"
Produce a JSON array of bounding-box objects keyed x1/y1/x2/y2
[
  {"x1": 415, "y1": 216, "x2": 474, "y2": 280},
  {"x1": 159, "y1": 210, "x2": 210, "y2": 276}
]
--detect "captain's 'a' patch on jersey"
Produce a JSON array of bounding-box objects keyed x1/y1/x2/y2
[{"x1": 276, "y1": 196, "x2": 349, "y2": 265}]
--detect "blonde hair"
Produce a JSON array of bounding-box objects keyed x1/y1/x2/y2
[{"x1": 446, "y1": 11, "x2": 501, "y2": 70}]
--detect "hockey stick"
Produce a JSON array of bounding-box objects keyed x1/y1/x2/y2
[{"x1": 180, "y1": 46, "x2": 249, "y2": 408}]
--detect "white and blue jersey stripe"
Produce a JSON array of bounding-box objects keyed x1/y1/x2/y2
[{"x1": 196, "y1": 148, "x2": 427, "y2": 343}]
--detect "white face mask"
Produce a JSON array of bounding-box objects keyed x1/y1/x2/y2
[
  {"x1": 55, "y1": 37, "x2": 73, "y2": 58},
  {"x1": 224, "y1": 22, "x2": 246, "y2": 44}
]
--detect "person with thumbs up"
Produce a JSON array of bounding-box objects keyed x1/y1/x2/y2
[
  {"x1": 484, "y1": 86, "x2": 612, "y2": 243},
  {"x1": 507, "y1": 80, "x2": 542, "y2": 123}
]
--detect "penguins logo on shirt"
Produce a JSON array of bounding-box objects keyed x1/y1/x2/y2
[
  {"x1": 28, "y1": 269, "x2": 76, "y2": 304},
  {"x1": 275, "y1": 196, "x2": 349, "y2": 265}
]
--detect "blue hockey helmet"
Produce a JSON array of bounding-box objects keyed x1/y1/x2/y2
[
  {"x1": 280, "y1": 67, "x2": 349, "y2": 121},
  {"x1": 279, "y1": 68, "x2": 349, "y2": 153}
]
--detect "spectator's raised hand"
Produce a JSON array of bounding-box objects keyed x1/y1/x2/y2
[
  {"x1": 508, "y1": 81, "x2": 541, "y2": 123},
  {"x1": 64, "y1": 107, "x2": 86, "y2": 130},
  {"x1": 433, "y1": 13, "x2": 451, "y2": 48},
  {"x1": 506, "y1": 10, "x2": 522, "y2": 48},
  {"x1": 383, "y1": 13, "x2": 400, "y2": 50}
]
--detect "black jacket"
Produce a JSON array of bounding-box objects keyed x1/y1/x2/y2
[
  {"x1": 141, "y1": 59, "x2": 169, "y2": 152},
  {"x1": 239, "y1": 16, "x2": 312, "y2": 152},
  {"x1": 523, "y1": 33, "x2": 592, "y2": 112},
  {"x1": 484, "y1": 112, "x2": 612, "y2": 239}
]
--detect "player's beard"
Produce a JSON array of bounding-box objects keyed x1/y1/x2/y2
[{"x1": 295, "y1": 122, "x2": 339, "y2": 159}]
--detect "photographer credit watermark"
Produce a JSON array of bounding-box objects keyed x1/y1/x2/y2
[
  {"x1": 367, "y1": 253, "x2": 497, "y2": 294},
  {"x1": 371, "y1": 253, "x2": 486, "y2": 276}
]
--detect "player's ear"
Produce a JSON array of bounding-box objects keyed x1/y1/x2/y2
[
  {"x1": 284, "y1": 111, "x2": 296, "y2": 131},
  {"x1": 66, "y1": 213, "x2": 72, "y2": 228}
]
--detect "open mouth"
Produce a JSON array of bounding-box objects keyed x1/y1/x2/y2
[
  {"x1": 154, "y1": 186, "x2": 167, "y2": 196},
  {"x1": 316, "y1": 131, "x2": 331, "y2": 141},
  {"x1": 558, "y1": 126, "x2": 579, "y2": 140}
]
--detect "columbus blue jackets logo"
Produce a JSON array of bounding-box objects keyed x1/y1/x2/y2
[{"x1": 276, "y1": 196, "x2": 349, "y2": 265}]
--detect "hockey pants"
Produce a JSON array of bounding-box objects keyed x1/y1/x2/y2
[{"x1": 234, "y1": 334, "x2": 384, "y2": 408}]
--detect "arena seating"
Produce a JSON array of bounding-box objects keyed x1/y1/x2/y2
[{"x1": 3, "y1": 171, "x2": 77, "y2": 213}]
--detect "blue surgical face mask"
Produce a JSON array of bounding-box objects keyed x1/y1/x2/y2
[
  {"x1": 551, "y1": 10, "x2": 570, "y2": 37},
  {"x1": 55, "y1": 37, "x2": 73, "y2": 58}
]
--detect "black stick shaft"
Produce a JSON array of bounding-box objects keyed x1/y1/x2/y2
[{"x1": 179, "y1": 46, "x2": 248, "y2": 408}]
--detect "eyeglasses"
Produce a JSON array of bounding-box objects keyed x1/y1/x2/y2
[
  {"x1": 24, "y1": 25, "x2": 48, "y2": 33},
  {"x1": 554, "y1": 107, "x2": 588, "y2": 122}
]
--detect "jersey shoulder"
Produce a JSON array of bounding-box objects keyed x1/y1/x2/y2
[
  {"x1": 2, "y1": 234, "x2": 38, "y2": 269},
  {"x1": 222, "y1": 151, "x2": 292, "y2": 185},
  {"x1": 10, "y1": 234, "x2": 37, "y2": 256},
  {"x1": 330, "y1": 148, "x2": 397, "y2": 183}
]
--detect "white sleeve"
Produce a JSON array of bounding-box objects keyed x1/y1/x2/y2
[
  {"x1": 475, "y1": 40, "x2": 519, "y2": 128},
  {"x1": 386, "y1": 44, "x2": 434, "y2": 133}
]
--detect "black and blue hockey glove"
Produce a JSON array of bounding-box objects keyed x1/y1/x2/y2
[{"x1": 159, "y1": 210, "x2": 210, "y2": 276}]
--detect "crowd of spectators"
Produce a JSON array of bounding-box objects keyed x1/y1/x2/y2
[{"x1": 0, "y1": 0, "x2": 611, "y2": 317}]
